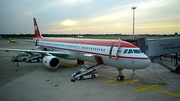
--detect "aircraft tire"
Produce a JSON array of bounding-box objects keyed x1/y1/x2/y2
[
  {"x1": 79, "y1": 76, "x2": 84, "y2": 80},
  {"x1": 14, "y1": 59, "x2": 18, "y2": 62},
  {"x1": 91, "y1": 75, "x2": 95, "y2": 79},
  {"x1": 175, "y1": 67, "x2": 180, "y2": 73},
  {"x1": 117, "y1": 75, "x2": 124, "y2": 81},
  {"x1": 71, "y1": 79, "x2": 75, "y2": 82}
]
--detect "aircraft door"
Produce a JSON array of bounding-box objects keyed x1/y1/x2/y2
[{"x1": 109, "y1": 43, "x2": 121, "y2": 59}]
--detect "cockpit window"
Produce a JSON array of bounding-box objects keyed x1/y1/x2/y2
[
  {"x1": 128, "y1": 49, "x2": 133, "y2": 54},
  {"x1": 123, "y1": 49, "x2": 128, "y2": 53},
  {"x1": 123, "y1": 49, "x2": 142, "y2": 54},
  {"x1": 133, "y1": 49, "x2": 141, "y2": 53}
]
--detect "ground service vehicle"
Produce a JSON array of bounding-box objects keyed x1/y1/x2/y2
[
  {"x1": 12, "y1": 52, "x2": 29, "y2": 62},
  {"x1": 26, "y1": 53, "x2": 43, "y2": 62},
  {"x1": 71, "y1": 64, "x2": 101, "y2": 82}
]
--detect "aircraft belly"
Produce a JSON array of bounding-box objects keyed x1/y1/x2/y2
[
  {"x1": 77, "y1": 52, "x2": 96, "y2": 62},
  {"x1": 103, "y1": 57, "x2": 149, "y2": 69},
  {"x1": 63, "y1": 51, "x2": 77, "y2": 60}
]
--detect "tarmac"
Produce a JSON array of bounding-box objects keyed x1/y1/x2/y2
[{"x1": 0, "y1": 39, "x2": 180, "y2": 101}]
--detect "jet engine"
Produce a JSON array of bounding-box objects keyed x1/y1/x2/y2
[{"x1": 43, "y1": 55, "x2": 60, "y2": 69}]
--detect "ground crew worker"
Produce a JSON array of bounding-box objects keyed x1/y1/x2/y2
[{"x1": 15, "y1": 60, "x2": 19, "y2": 71}]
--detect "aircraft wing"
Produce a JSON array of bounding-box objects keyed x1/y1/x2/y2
[{"x1": 0, "y1": 48, "x2": 68, "y2": 55}]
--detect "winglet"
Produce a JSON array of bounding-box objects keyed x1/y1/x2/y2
[{"x1": 33, "y1": 18, "x2": 43, "y2": 38}]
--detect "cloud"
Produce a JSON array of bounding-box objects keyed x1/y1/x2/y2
[
  {"x1": 0, "y1": 0, "x2": 180, "y2": 34},
  {"x1": 60, "y1": 0, "x2": 93, "y2": 6},
  {"x1": 40, "y1": 0, "x2": 94, "y2": 11}
]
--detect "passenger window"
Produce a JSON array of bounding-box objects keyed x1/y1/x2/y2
[
  {"x1": 133, "y1": 49, "x2": 141, "y2": 53},
  {"x1": 123, "y1": 49, "x2": 128, "y2": 53},
  {"x1": 128, "y1": 49, "x2": 133, "y2": 54}
]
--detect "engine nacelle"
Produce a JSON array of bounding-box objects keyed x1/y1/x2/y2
[{"x1": 43, "y1": 55, "x2": 60, "y2": 69}]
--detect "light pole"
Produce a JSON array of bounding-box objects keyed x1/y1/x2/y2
[{"x1": 131, "y1": 7, "x2": 136, "y2": 35}]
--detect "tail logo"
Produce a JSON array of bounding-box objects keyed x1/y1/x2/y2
[{"x1": 34, "y1": 26, "x2": 38, "y2": 30}]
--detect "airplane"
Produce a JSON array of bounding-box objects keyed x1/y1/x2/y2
[
  {"x1": 0, "y1": 18, "x2": 151, "y2": 80},
  {"x1": 76, "y1": 34, "x2": 83, "y2": 38},
  {"x1": 7, "y1": 38, "x2": 18, "y2": 43}
]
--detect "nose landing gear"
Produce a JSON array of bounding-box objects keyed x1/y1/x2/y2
[{"x1": 117, "y1": 68, "x2": 124, "y2": 81}]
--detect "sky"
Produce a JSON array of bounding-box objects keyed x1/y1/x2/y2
[{"x1": 0, "y1": 0, "x2": 180, "y2": 34}]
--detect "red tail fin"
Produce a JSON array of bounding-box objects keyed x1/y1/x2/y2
[{"x1": 33, "y1": 18, "x2": 42, "y2": 38}]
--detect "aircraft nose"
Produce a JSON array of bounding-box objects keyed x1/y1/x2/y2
[
  {"x1": 141, "y1": 53, "x2": 151, "y2": 67},
  {"x1": 136, "y1": 55, "x2": 151, "y2": 69},
  {"x1": 144, "y1": 58, "x2": 151, "y2": 68}
]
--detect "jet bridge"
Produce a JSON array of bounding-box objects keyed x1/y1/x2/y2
[
  {"x1": 123, "y1": 34, "x2": 180, "y2": 72},
  {"x1": 146, "y1": 38, "x2": 180, "y2": 62},
  {"x1": 123, "y1": 36, "x2": 146, "y2": 53}
]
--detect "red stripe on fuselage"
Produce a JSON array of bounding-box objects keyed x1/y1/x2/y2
[{"x1": 118, "y1": 56, "x2": 149, "y2": 60}]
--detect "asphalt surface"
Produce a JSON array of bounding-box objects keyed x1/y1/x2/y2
[{"x1": 0, "y1": 39, "x2": 180, "y2": 101}]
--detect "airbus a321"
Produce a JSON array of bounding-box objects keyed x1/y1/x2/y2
[{"x1": 0, "y1": 18, "x2": 151, "y2": 80}]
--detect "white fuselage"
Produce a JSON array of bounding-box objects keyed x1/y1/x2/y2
[{"x1": 36, "y1": 39, "x2": 151, "y2": 70}]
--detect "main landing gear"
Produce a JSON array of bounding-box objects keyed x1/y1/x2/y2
[
  {"x1": 117, "y1": 68, "x2": 124, "y2": 81},
  {"x1": 77, "y1": 60, "x2": 84, "y2": 64}
]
